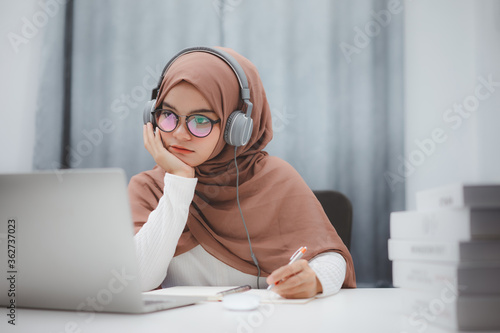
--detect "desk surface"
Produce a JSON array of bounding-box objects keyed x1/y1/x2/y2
[{"x1": 2, "y1": 288, "x2": 413, "y2": 333}]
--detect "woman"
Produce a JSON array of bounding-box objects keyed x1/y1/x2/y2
[{"x1": 129, "y1": 47, "x2": 356, "y2": 299}]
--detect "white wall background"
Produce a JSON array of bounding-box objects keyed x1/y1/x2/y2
[
  {"x1": 0, "y1": 0, "x2": 41, "y2": 173},
  {"x1": 3, "y1": 0, "x2": 500, "y2": 210},
  {"x1": 404, "y1": 0, "x2": 500, "y2": 209}
]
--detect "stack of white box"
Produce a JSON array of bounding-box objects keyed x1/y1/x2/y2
[{"x1": 388, "y1": 183, "x2": 500, "y2": 332}]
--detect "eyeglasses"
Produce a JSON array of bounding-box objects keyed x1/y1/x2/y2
[{"x1": 154, "y1": 109, "x2": 221, "y2": 138}]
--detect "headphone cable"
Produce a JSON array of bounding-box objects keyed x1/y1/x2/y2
[{"x1": 234, "y1": 146, "x2": 261, "y2": 289}]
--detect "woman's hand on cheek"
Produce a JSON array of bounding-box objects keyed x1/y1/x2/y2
[
  {"x1": 143, "y1": 123, "x2": 195, "y2": 178},
  {"x1": 266, "y1": 259, "x2": 322, "y2": 299}
]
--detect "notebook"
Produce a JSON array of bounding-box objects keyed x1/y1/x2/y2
[
  {"x1": 0, "y1": 168, "x2": 203, "y2": 313},
  {"x1": 146, "y1": 286, "x2": 315, "y2": 304}
]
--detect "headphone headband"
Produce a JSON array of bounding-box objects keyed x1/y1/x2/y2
[
  {"x1": 144, "y1": 46, "x2": 254, "y2": 147},
  {"x1": 152, "y1": 46, "x2": 253, "y2": 118}
]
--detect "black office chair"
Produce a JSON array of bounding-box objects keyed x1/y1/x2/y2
[{"x1": 313, "y1": 190, "x2": 353, "y2": 250}]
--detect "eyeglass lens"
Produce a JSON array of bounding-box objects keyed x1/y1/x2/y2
[{"x1": 156, "y1": 110, "x2": 214, "y2": 138}]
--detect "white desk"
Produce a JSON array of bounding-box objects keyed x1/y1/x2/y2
[{"x1": 3, "y1": 288, "x2": 408, "y2": 333}]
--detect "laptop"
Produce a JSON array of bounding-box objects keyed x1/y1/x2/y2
[{"x1": 0, "y1": 168, "x2": 203, "y2": 313}]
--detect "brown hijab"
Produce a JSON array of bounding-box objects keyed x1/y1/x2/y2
[{"x1": 128, "y1": 47, "x2": 356, "y2": 288}]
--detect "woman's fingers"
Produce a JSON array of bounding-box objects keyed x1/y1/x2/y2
[
  {"x1": 153, "y1": 124, "x2": 165, "y2": 150},
  {"x1": 266, "y1": 260, "x2": 303, "y2": 286},
  {"x1": 142, "y1": 123, "x2": 194, "y2": 178},
  {"x1": 143, "y1": 123, "x2": 155, "y2": 154},
  {"x1": 266, "y1": 259, "x2": 322, "y2": 299},
  {"x1": 143, "y1": 123, "x2": 163, "y2": 157}
]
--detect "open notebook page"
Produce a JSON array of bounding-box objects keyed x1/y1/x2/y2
[{"x1": 144, "y1": 286, "x2": 315, "y2": 304}]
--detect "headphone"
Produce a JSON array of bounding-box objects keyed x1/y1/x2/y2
[{"x1": 143, "y1": 46, "x2": 254, "y2": 147}]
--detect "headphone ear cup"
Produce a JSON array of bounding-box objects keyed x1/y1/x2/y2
[
  {"x1": 143, "y1": 99, "x2": 156, "y2": 125},
  {"x1": 224, "y1": 111, "x2": 253, "y2": 147}
]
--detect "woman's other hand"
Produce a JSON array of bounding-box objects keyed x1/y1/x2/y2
[{"x1": 143, "y1": 123, "x2": 195, "y2": 178}]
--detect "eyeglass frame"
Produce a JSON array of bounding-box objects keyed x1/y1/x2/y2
[{"x1": 152, "y1": 109, "x2": 221, "y2": 138}]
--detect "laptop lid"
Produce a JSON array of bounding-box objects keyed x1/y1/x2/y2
[{"x1": 0, "y1": 169, "x2": 153, "y2": 313}]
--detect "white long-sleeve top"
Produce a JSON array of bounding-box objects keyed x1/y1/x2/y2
[{"x1": 134, "y1": 172, "x2": 347, "y2": 296}]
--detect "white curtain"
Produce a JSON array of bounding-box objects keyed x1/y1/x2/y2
[{"x1": 34, "y1": 0, "x2": 404, "y2": 287}]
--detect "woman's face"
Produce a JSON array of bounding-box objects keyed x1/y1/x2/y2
[{"x1": 158, "y1": 81, "x2": 221, "y2": 167}]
